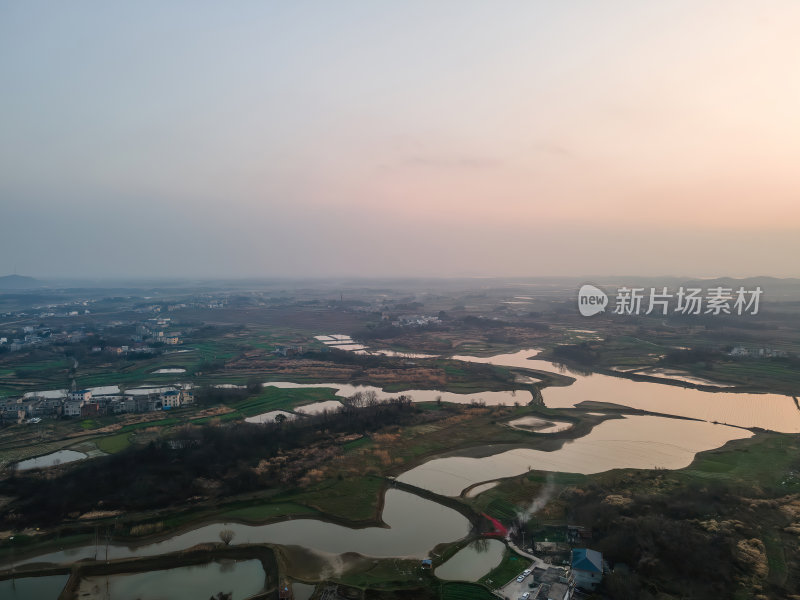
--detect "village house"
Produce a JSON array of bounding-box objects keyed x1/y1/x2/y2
[
  {"x1": 68, "y1": 389, "x2": 92, "y2": 403},
  {"x1": 123, "y1": 395, "x2": 151, "y2": 413},
  {"x1": 528, "y1": 565, "x2": 575, "y2": 600},
  {"x1": 24, "y1": 399, "x2": 48, "y2": 418},
  {"x1": 571, "y1": 548, "x2": 603, "y2": 591},
  {"x1": 567, "y1": 525, "x2": 592, "y2": 544},
  {"x1": 64, "y1": 400, "x2": 83, "y2": 417},
  {"x1": 1, "y1": 399, "x2": 26, "y2": 423},
  {"x1": 39, "y1": 396, "x2": 63, "y2": 416},
  {"x1": 147, "y1": 395, "x2": 163, "y2": 412},
  {"x1": 80, "y1": 402, "x2": 100, "y2": 418},
  {"x1": 160, "y1": 389, "x2": 181, "y2": 409},
  {"x1": 546, "y1": 581, "x2": 573, "y2": 600}
]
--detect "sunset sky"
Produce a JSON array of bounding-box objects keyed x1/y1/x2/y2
[{"x1": 2, "y1": 1, "x2": 799, "y2": 278}]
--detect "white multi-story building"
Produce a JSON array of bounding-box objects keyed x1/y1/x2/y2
[
  {"x1": 68, "y1": 389, "x2": 92, "y2": 403},
  {"x1": 160, "y1": 390, "x2": 181, "y2": 409},
  {"x1": 64, "y1": 400, "x2": 83, "y2": 417}
]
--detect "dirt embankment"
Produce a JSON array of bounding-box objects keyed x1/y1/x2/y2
[{"x1": 226, "y1": 357, "x2": 460, "y2": 389}]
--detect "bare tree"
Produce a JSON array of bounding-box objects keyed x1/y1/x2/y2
[
  {"x1": 364, "y1": 390, "x2": 379, "y2": 407},
  {"x1": 347, "y1": 391, "x2": 366, "y2": 408},
  {"x1": 219, "y1": 529, "x2": 235, "y2": 545}
]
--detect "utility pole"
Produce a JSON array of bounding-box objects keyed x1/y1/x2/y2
[
  {"x1": 9, "y1": 536, "x2": 14, "y2": 589},
  {"x1": 105, "y1": 526, "x2": 112, "y2": 561}
]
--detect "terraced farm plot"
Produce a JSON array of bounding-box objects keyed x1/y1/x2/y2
[{"x1": 441, "y1": 582, "x2": 497, "y2": 600}]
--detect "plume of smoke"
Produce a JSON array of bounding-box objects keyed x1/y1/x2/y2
[{"x1": 516, "y1": 474, "x2": 557, "y2": 523}]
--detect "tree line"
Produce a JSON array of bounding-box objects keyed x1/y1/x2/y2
[{"x1": 0, "y1": 395, "x2": 420, "y2": 528}]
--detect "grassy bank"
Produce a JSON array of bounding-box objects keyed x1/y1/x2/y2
[{"x1": 464, "y1": 431, "x2": 800, "y2": 599}]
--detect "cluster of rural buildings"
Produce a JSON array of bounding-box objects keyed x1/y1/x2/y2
[
  {"x1": 273, "y1": 344, "x2": 304, "y2": 357},
  {"x1": 0, "y1": 385, "x2": 194, "y2": 424},
  {"x1": 134, "y1": 296, "x2": 227, "y2": 313},
  {"x1": 0, "y1": 324, "x2": 90, "y2": 352},
  {"x1": 132, "y1": 316, "x2": 183, "y2": 345},
  {"x1": 0, "y1": 315, "x2": 184, "y2": 354},
  {"x1": 389, "y1": 314, "x2": 441, "y2": 327},
  {"x1": 728, "y1": 345, "x2": 788, "y2": 359},
  {"x1": 506, "y1": 548, "x2": 604, "y2": 600},
  {"x1": 483, "y1": 522, "x2": 605, "y2": 600},
  {"x1": 2, "y1": 299, "x2": 94, "y2": 321}
]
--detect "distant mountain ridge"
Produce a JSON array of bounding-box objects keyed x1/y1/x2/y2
[{"x1": 0, "y1": 274, "x2": 42, "y2": 290}]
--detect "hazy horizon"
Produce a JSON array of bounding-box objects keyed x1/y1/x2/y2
[{"x1": 2, "y1": 2, "x2": 799, "y2": 279}]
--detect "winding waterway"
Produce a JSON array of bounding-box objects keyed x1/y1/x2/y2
[
  {"x1": 435, "y1": 539, "x2": 506, "y2": 581},
  {"x1": 7, "y1": 347, "x2": 793, "y2": 577},
  {"x1": 253, "y1": 381, "x2": 532, "y2": 411},
  {"x1": 77, "y1": 559, "x2": 265, "y2": 600},
  {"x1": 11, "y1": 489, "x2": 470, "y2": 568},
  {"x1": 0, "y1": 574, "x2": 68, "y2": 599},
  {"x1": 398, "y1": 414, "x2": 752, "y2": 496},
  {"x1": 453, "y1": 349, "x2": 800, "y2": 432}
]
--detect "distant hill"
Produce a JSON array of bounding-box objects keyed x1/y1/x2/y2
[
  {"x1": 0, "y1": 274, "x2": 42, "y2": 290},
  {"x1": 681, "y1": 276, "x2": 800, "y2": 301}
]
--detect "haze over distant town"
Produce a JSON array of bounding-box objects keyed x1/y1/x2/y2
[{"x1": 2, "y1": 1, "x2": 799, "y2": 279}]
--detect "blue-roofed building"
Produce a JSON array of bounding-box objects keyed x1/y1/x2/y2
[
  {"x1": 68, "y1": 389, "x2": 92, "y2": 403},
  {"x1": 571, "y1": 548, "x2": 603, "y2": 590}
]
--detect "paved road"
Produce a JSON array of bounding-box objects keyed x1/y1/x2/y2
[
  {"x1": 496, "y1": 561, "x2": 539, "y2": 600},
  {"x1": 507, "y1": 540, "x2": 548, "y2": 568}
]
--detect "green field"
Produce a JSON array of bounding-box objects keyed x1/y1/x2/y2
[
  {"x1": 678, "y1": 433, "x2": 800, "y2": 493},
  {"x1": 231, "y1": 385, "x2": 340, "y2": 416},
  {"x1": 484, "y1": 498, "x2": 518, "y2": 523},
  {"x1": 95, "y1": 432, "x2": 131, "y2": 454},
  {"x1": 120, "y1": 417, "x2": 181, "y2": 433},
  {"x1": 186, "y1": 386, "x2": 343, "y2": 425},
  {"x1": 440, "y1": 582, "x2": 496, "y2": 600},
  {"x1": 763, "y1": 530, "x2": 788, "y2": 585},
  {"x1": 701, "y1": 359, "x2": 800, "y2": 390},
  {"x1": 478, "y1": 548, "x2": 527, "y2": 588},
  {"x1": 217, "y1": 501, "x2": 318, "y2": 522},
  {"x1": 282, "y1": 475, "x2": 385, "y2": 522}
]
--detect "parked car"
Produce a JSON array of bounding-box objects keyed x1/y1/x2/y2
[{"x1": 516, "y1": 575, "x2": 525, "y2": 582}]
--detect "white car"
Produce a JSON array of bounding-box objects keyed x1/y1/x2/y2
[
  {"x1": 516, "y1": 575, "x2": 525, "y2": 582},
  {"x1": 522, "y1": 569, "x2": 532, "y2": 576},
  {"x1": 520, "y1": 593, "x2": 531, "y2": 600}
]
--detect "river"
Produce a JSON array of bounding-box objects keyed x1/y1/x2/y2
[
  {"x1": 10, "y1": 489, "x2": 470, "y2": 568},
  {"x1": 7, "y1": 346, "x2": 791, "y2": 579},
  {"x1": 452, "y1": 349, "x2": 800, "y2": 432}
]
